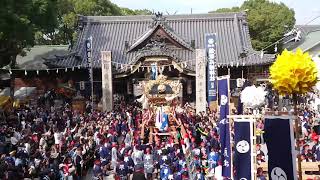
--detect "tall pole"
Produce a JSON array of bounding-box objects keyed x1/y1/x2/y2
[
  {"x1": 90, "y1": 37, "x2": 94, "y2": 112},
  {"x1": 293, "y1": 94, "x2": 302, "y2": 180},
  {"x1": 86, "y1": 36, "x2": 94, "y2": 112}
]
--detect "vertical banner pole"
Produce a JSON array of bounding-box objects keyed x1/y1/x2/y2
[
  {"x1": 232, "y1": 115, "x2": 255, "y2": 180},
  {"x1": 218, "y1": 75, "x2": 232, "y2": 178},
  {"x1": 294, "y1": 94, "x2": 302, "y2": 180},
  {"x1": 90, "y1": 37, "x2": 94, "y2": 111},
  {"x1": 251, "y1": 117, "x2": 256, "y2": 180},
  {"x1": 86, "y1": 36, "x2": 94, "y2": 111},
  {"x1": 265, "y1": 115, "x2": 297, "y2": 180},
  {"x1": 205, "y1": 33, "x2": 218, "y2": 111},
  {"x1": 227, "y1": 75, "x2": 233, "y2": 179}
]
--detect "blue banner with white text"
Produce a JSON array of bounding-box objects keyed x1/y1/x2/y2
[
  {"x1": 218, "y1": 76, "x2": 231, "y2": 178},
  {"x1": 206, "y1": 34, "x2": 217, "y2": 103},
  {"x1": 265, "y1": 117, "x2": 297, "y2": 180},
  {"x1": 234, "y1": 120, "x2": 252, "y2": 180}
]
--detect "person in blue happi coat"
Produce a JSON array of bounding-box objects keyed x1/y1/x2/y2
[
  {"x1": 208, "y1": 147, "x2": 220, "y2": 169},
  {"x1": 99, "y1": 143, "x2": 110, "y2": 165},
  {"x1": 175, "y1": 153, "x2": 185, "y2": 173},
  {"x1": 312, "y1": 138, "x2": 320, "y2": 161},
  {"x1": 195, "y1": 166, "x2": 205, "y2": 180},
  {"x1": 93, "y1": 159, "x2": 103, "y2": 179},
  {"x1": 116, "y1": 155, "x2": 129, "y2": 180},
  {"x1": 124, "y1": 150, "x2": 134, "y2": 174},
  {"x1": 160, "y1": 160, "x2": 172, "y2": 180},
  {"x1": 159, "y1": 149, "x2": 171, "y2": 167}
]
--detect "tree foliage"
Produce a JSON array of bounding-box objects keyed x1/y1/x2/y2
[
  {"x1": 0, "y1": 0, "x2": 153, "y2": 68},
  {"x1": 212, "y1": 0, "x2": 295, "y2": 53},
  {"x1": 121, "y1": 8, "x2": 153, "y2": 15},
  {"x1": 35, "y1": 0, "x2": 152, "y2": 46},
  {"x1": 0, "y1": 0, "x2": 58, "y2": 67}
]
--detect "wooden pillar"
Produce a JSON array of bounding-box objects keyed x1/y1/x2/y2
[
  {"x1": 195, "y1": 49, "x2": 207, "y2": 114},
  {"x1": 101, "y1": 51, "x2": 113, "y2": 112}
]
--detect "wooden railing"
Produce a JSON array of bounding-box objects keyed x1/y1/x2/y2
[{"x1": 258, "y1": 162, "x2": 320, "y2": 179}]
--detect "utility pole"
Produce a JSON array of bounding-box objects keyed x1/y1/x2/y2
[{"x1": 85, "y1": 36, "x2": 94, "y2": 112}]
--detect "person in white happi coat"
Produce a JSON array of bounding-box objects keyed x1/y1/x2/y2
[
  {"x1": 143, "y1": 147, "x2": 154, "y2": 179},
  {"x1": 124, "y1": 132, "x2": 132, "y2": 148},
  {"x1": 132, "y1": 145, "x2": 143, "y2": 166},
  {"x1": 111, "y1": 142, "x2": 118, "y2": 171}
]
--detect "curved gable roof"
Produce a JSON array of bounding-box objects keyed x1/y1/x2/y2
[{"x1": 45, "y1": 12, "x2": 274, "y2": 71}]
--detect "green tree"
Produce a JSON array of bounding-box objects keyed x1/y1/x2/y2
[
  {"x1": 45, "y1": 0, "x2": 123, "y2": 46},
  {"x1": 0, "y1": 0, "x2": 58, "y2": 68},
  {"x1": 121, "y1": 8, "x2": 153, "y2": 15},
  {"x1": 37, "y1": 0, "x2": 152, "y2": 46},
  {"x1": 212, "y1": 0, "x2": 295, "y2": 53}
]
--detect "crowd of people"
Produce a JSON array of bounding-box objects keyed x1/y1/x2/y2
[
  {"x1": 0, "y1": 100, "x2": 224, "y2": 180},
  {"x1": 0, "y1": 97, "x2": 319, "y2": 180}
]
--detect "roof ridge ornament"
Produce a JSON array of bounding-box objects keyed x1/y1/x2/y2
[
  {"x1": 150, "y1": 12, "x2": 168, "y2": 28},
  {"x1": 153, "y1": 12, "x2": 166, "y2": 22}
]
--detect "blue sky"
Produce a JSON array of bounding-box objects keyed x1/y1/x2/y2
[{"x1": 111, "y1": 0, "x2": 320, "y2": 25}]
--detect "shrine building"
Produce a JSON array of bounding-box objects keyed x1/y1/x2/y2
[{"x1": 9, "y1": 12, "x2": 274, "y2": 111}]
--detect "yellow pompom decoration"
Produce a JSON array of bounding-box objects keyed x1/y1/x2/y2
[{"x1": 269, "y1": 48, "x2": 318, "y2": 95}]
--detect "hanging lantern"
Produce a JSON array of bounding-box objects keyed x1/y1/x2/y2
[
  {"x1": 36, "y1": 70, "x2": 39, "y2": 75},
  {"x1": 25, "y1": 70, "x2": 27, "y2": 76},
  {"x1": 56, "y1": 69, "x2": 59, "y2": 73},
  {"x1": 236, "y1": 78, "x2": 244, "y2": 88},
  {"x1": 161, "y1": 66, "x2": 165, "y2": 74}
]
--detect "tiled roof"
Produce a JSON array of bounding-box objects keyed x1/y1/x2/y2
[
  {"x1": 283, "y1": 25, "x2": 320, "y2": 53},
  {"x1": 17, "y1": 45, "x2": 69, "y2": 70},
  {"x1": 45, "y1": 12, "x2": 274, "y2": 72}
]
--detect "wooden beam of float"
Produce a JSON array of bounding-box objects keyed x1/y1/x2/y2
[
  {"x1": 171, "y1": 61, "x2": 184, "y2": 72},
  {"x1": 130, "y1": 61, "x2": 142, "y2": 74}
]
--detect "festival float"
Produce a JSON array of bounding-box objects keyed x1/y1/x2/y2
[{"x1": 137, "y1": 74, "x2": 184, "y2": 144}]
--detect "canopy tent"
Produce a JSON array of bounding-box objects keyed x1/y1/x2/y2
[
  {"x1": 14, "y1": 87, "x2": 37, "y2": 100},
  {"x1": 0, "y1": 87, "x2": 10, "y2": 96},
  {"x1": 0, "y1": 87, "x2": 36, "y2": 109}
]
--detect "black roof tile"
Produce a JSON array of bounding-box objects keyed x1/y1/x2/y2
[{"x1": 45, "y1": 12, "x2": 274, "y2": 71}]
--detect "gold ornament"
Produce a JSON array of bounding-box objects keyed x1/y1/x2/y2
[
  {"x1": 158, "y1": 84, "x2": 166, "y2": 93},
  {"x1": 269, "y1": 48, "x2": 318, "y2": 95}
]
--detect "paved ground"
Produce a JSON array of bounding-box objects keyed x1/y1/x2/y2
[{"x1": 84, "y1": 169, "x2": 115, "y2": 180}]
